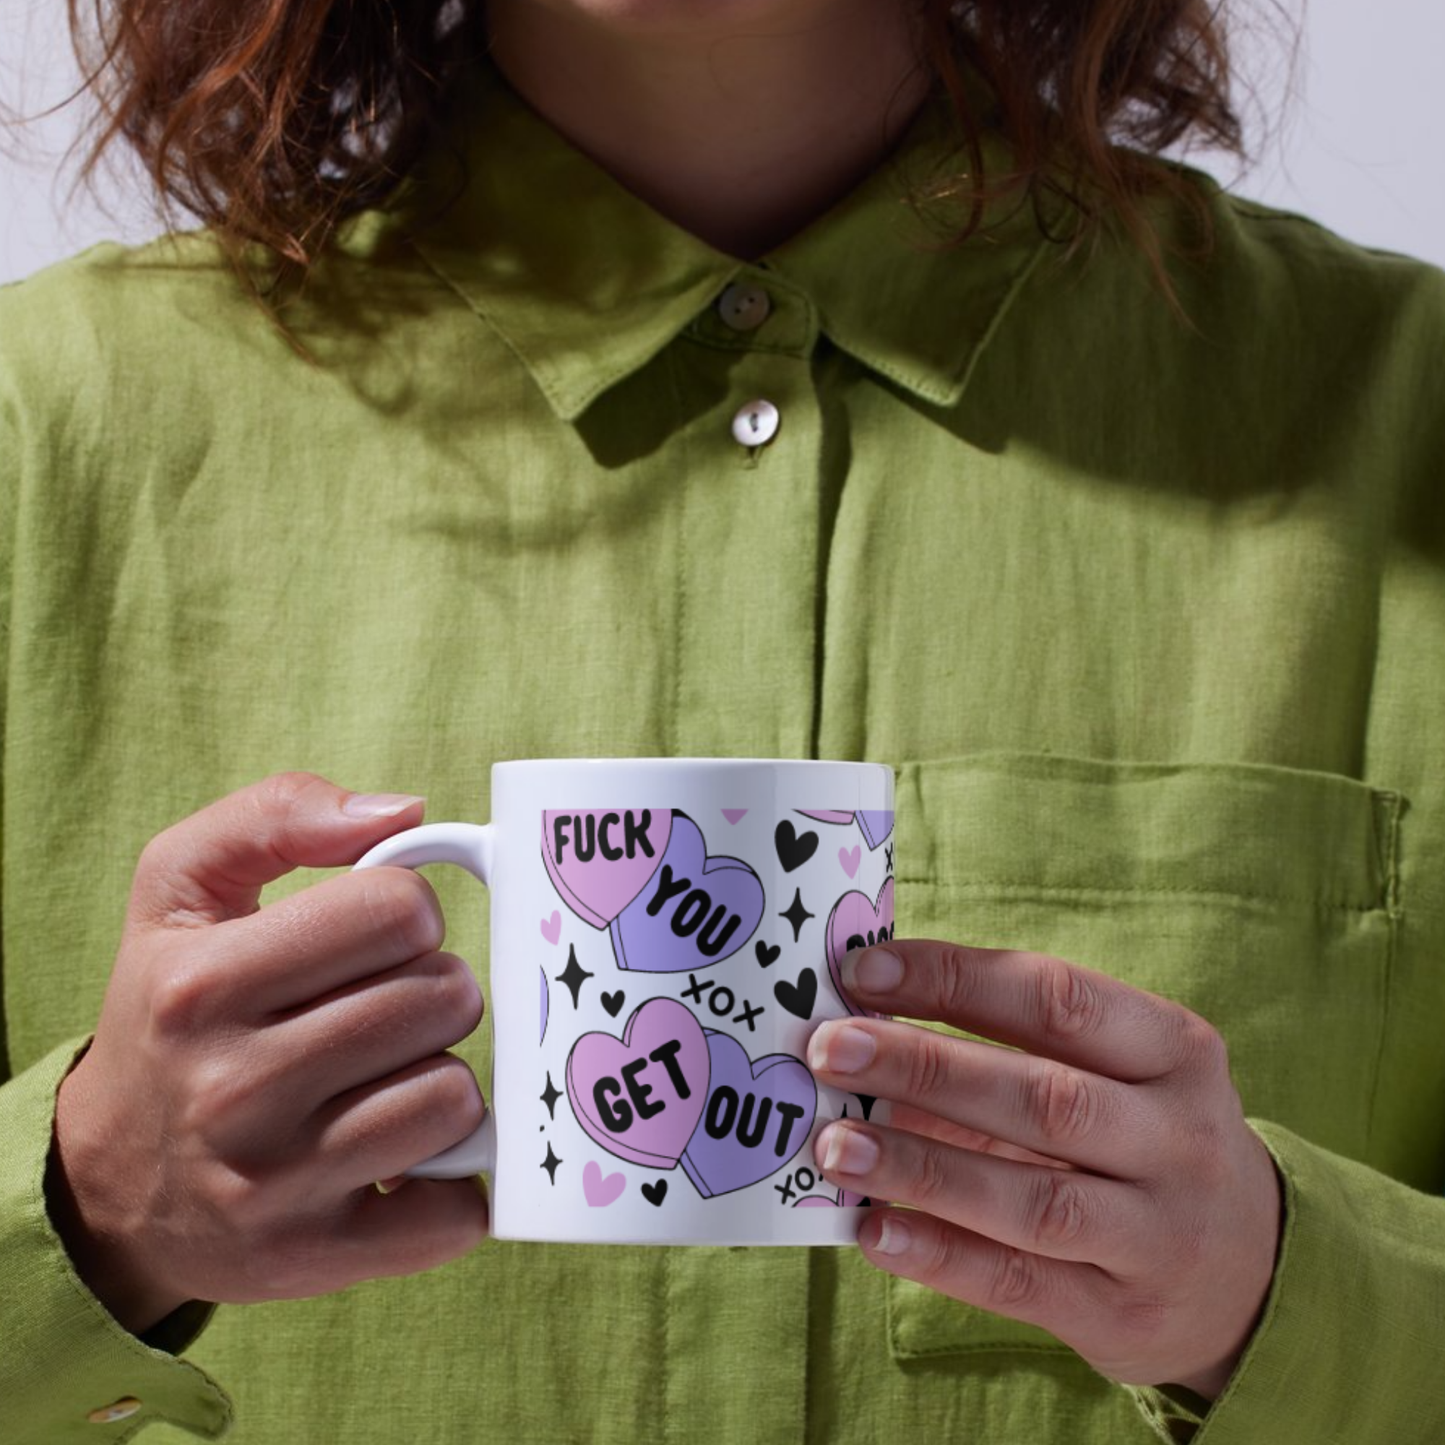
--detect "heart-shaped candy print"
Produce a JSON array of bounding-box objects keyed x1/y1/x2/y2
[
  {"x1": 583, "y1": 1160, "x2": 626, "y2": 1207},
  {"x1": 856, "y1": 811, "x2": 895, "y2": 851},
  {"x1": 794, "y1": 1186, "x2": 867, "y2": 1208},
  {"x1": 566, "y1": 998, "x2": 709, "y2": 1169},
  {"x1": 680, "y1": 1031, "x2": 817, "y2": 1198},
  {"x1": 543, "y1": 809, "x2": 672, "y2": 929},
  {"x1": 825, "y1": 877, "x2": 895, "y2": 1018},
  {"x1": 609, "y1": 812, "x2": 763, "y2": 972}
]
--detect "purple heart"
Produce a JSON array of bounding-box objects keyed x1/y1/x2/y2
[
  {"x1": 609, "y1": 812, "x2": 763, "y2": 972},
  {"x1": 680, "y1": 1030, "x2": 817, "y2": 1198},
  {"x1": 857, "y1": 811, "x2": 894, "y2": 850}
]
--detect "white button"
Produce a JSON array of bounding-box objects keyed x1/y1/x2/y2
[
  {"x1": 716, "y1": 282, "x2": 771, "y2": 332},
  {"x1": 731, "y1": 399, "x2": 780, "y2": 447},
  {"x1": 87, "y1": 1398, "x2": 142, "y2": 1424}
]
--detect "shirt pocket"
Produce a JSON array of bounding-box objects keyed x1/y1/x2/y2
[{"x1": 885, "y1": 749, "x2": 1403, "y2": 1361}]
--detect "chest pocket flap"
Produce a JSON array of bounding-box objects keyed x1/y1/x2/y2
[{"x1": 887, "y1": 750, "x2": 1402, "y2": 1359}]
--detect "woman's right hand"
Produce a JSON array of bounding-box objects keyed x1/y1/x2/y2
[{"x1": 48, "y1": 772, "x2": 490, "y2": 1336}]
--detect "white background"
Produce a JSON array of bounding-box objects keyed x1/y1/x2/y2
[{"x1": 1, "y1": 0, "x2": 1442, "y2": 284}]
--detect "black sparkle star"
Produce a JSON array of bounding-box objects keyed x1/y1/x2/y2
[
  {"x1": 541, "y1": 1141, "x2": 563, "y2": 1185},
  {"x1": 779, "y1": 887, "x2": 815, "y2": 943},
  {"x1": 556, "y1": 943, "x2": 593, "y2": 1009},
  {"x1": 541, "y1": 1072, "x2": 562, "y2": 1120}
]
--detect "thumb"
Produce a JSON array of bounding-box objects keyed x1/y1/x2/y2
[{"x1": 128, "y1": 771, "x2": 426, "y2": 929}]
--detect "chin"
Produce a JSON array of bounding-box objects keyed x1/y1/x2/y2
[{"x1": 525, "y1": 0, "x2": 849, "y2": 37}]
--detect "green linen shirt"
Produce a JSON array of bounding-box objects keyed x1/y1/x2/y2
[{"x1": 3, "y1": 56, "x2": 1445, "y2": 1445}]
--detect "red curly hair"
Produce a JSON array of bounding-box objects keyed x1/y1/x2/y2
[{"x1": 13, "y1": 0, "x2": 1280, "y2": 317}]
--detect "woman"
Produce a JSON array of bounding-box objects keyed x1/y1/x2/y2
[{"x1": 2, "y1": 1, "x2": 1442, "y2": 1440}]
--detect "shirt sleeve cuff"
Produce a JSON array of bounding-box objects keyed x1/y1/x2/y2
[
  {"x1": 0, "y1": 1036, "x2": 233, "y2": 1442},
  {"x1": 1126, "y1": 1117, "x2": 1445, "y2": 1443}
]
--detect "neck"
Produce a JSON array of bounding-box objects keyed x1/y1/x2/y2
[{"x1": 485, "y1": 0, "x2": 934, "y2": 259}]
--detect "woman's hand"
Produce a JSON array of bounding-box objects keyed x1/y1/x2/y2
[
  {"x1": 49, "y1": 773, "x2": 490, "y2": 1336},
  {"x1": 808, "y1": 941, "x2": 1282, "y2": 1400}
]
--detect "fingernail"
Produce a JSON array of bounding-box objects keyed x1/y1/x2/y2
[
  {"x1": 343, "y1": 793, "x2": 425, "y2": 819},
  {"x1": 820, "y1": 1123, "x2": 880, "y2": 1177},
  {"x1": 843, "y1": 947, "x2": 904, "y2": 995},
  {"x1": 808, "y1": 1022, "x2": 876, "y2": 1075},
  {"x1": 870, "y1": 1214, "x2": 912, "y2": 1257}
]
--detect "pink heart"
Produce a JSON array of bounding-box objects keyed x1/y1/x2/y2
[
  {"x1": 543, "y1": 809, "x2": 672, "y2": 929},
  {"x1": 824, "y1": 877, "x2": 895, "y2": 1018},
  {"x1": 540, "y1": 910, "x2": 562, "y2": 945},
  {"x1": 583, "y1": 1160, "x2": 626, "y2": 1207},
  {"x1": 566, "y1": 998, "x2": 710, "y2": 1169},
  {"x1": 793, "y1": 1186, "x2": 866, "y2": 1208},
  {"x1": 722, "y1": 809, "x2": 748, "y2": 824},
  {"x1": 839, "y1": 845, "x2": 861, "y2": 878}
]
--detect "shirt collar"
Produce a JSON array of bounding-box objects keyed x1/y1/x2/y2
[{"x1": 382, "y1": 56, "x2": 1053, "y2": 421}]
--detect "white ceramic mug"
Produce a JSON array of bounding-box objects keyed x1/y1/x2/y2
[{"x1": 354, "y1": 758, "x2": 895, "y2": 1245}]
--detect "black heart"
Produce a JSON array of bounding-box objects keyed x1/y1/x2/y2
[
  {"x1": 641, "y1": 1179, "x2": 668, "y2": 1207},
  {"x1": 755, "y1": 940, "x2": 781, "y2": 968},
  {"x1": 774, "y1": 820, "x2": 819, "y2": 873},
  {"x1": 601, "y1": 990, "x2": 625, "y2": 1017},
  {"x1": 774, "y1": 968, "x2": 817, "y2": 1020}
]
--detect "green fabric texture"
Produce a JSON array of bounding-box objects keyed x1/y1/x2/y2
[
  {"x1": 3, "y1": 54, "x2": 1445, "y2": 1443},
  {"x1": 0, "y1": 1040, "x2": 231, "y2": 1441},
  {"x1": 1177, "y1": 1119, "x2": 1445, "y2": 1443}
]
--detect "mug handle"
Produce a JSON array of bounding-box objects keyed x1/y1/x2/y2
[{"x1": 353, "y1": 822, "x2": 498, "y2": 1180}]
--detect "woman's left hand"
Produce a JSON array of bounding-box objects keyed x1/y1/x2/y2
[{"x1": 808, "y1": 940, "x2": 1283, "y2": 1400}]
